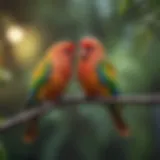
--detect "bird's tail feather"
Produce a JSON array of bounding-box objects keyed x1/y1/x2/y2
[
  {"x1": 108, "y1": 105, "x2": 129, "y2": 137},
  {"x1": 23, "y1": 118, "x2": 39, "y2": 144}
]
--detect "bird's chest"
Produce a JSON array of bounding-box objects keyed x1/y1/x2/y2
[
  {"x1": 78, "y1": 64, "x2": 110, "y2": 96},
  {"x1": 40, "y1": 70, "x2": 71, "y2": 99},
  {"x1": 51, "y1": 70, "x2": 71, "y2": 91},
  {"x1": 78, "y1": 67, "x2": 108, "y2": 96}
]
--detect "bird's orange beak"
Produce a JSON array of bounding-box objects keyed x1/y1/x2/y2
[
  {"x1": 80, "y1": 47, "x2": 93, "y2": 60},
  {"x1": 80, "y1": 48, "x2": 88, "y2": 59},
  {"x1": 80, "y1": 41, "x2": 93, "y2": 60}
]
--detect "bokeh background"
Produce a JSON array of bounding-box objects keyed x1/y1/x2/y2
[{"x1": 0, "y1": 0, "x2": 160, "y2": 159}]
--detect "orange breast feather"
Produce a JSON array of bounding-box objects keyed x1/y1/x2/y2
[
  {"x1": 38, "y1": 71, "x2": 70, "y2": 100},
  {"x1": 79, "y1": 67, "x2": 110, "y2": 96}
]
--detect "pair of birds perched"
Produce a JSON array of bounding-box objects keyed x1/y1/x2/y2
[{"x1": 23, "y1": 37, "x2": 129, "y2": 144}]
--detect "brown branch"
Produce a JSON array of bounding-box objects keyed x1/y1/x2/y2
[{"x1": 0, "y1": 94, "x2": 160, "y2": 133}]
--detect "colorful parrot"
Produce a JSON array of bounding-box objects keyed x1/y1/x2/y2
[
  {"x1": 23, "y1": 41, "x2": 75, "y2": 144},
  {"x1": 77, "y1": 37, "x2": 129, "y2": 137}
]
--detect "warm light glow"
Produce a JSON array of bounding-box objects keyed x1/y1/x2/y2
[
  {"x1": 6, "y1": 26, "x2": 25, "y2": 44},
  {"x1": 0, "y1": 69, "x2": 12, "y2": 82}
]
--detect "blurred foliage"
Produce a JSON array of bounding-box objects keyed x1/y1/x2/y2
[
  {"x1": 0, "y1": 0, "x2": 160, "y2": 159},
  {"x1": 0, "y1": 140, "x2": 7, "y2": 160}
]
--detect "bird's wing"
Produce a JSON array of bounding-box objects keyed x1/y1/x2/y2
[
  {"x1": 96, "y1": 60, "x2": 129, "y2": 136},
  {"x1": 27, "y1": 59, "x2": 52, "y2": 104},
  {"x1": 96, "y1": 59, "x2": 119, "y2": 95}
]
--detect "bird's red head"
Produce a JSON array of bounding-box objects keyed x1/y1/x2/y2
[
  {"x1": 56, "y1": 41, "x2": 75, "y2": 56},
  {"x1": 51, "y1": 41, "x2": 75, "y2": 64},
  {"x1": 79, "y1": 37, "x2": 104, "y2": 62}
]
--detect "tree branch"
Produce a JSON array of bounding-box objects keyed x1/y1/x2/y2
[{"x1": 0, "y1": 94, "x2": 160, "y2": 133}]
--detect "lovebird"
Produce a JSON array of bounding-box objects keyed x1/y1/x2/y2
[
  {"x1": 23, "y1": 41, "x2": 75, "y2": 144},
  {"x1": 77, "y1": 37, "x2": 129, "y2": 137}
]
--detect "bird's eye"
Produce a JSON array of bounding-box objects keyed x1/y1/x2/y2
[
  {"x1": 85, "y1": 46, "x2": 94, "y2": 53},
  {"x1": 64, "y1": 48, "x2": 71, "y2": 54}
]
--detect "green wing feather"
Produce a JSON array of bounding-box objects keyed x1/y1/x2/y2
[
  {"x1": 96, "y1": 60, "x2": 119, "y2": 95},
  {"x1": 27, "y1": 60, "x2": 52, "y2": 104},
  {"x1": 96, "y1": 60, "x2": 129, "y2": 136}
]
